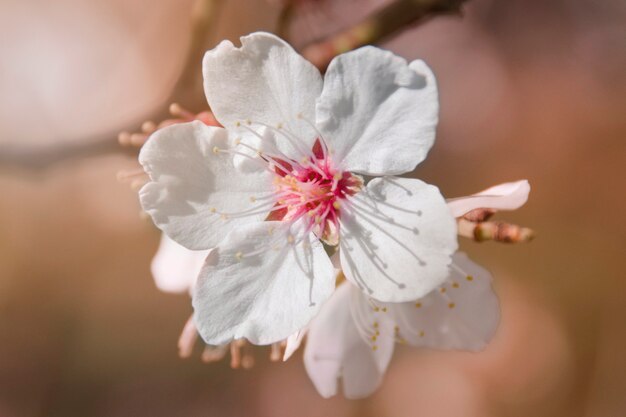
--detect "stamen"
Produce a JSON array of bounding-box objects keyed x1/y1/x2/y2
[{"x1": 178, "y1": 316, "x2": 198, "y2": 359}]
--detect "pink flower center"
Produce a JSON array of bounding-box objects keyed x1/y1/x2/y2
[{"x1": 267, "y1": 139, "x2": 362, "y2": 245}]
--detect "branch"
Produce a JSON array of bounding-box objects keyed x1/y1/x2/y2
[
  {"x1": 0, "y1": 0, "x2": 223, "y2": 171},
  {"x1": 301, "y1": 0, "x2": 468, "y2": 70}
]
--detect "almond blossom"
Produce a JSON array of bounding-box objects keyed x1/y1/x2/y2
[
  {"x1": 301, "y1": 253, "x2": 498, "y2": 399},
  {"x1": 292, "y1": 180, "x2": 530, "y2": 398},
  {"x1": 138, "y1": 32, "x2": 458, "y2": 346}
]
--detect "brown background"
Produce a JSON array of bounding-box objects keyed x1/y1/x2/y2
[{"x1": 0, "y1": 0, "x2": 624, "y2": 416}]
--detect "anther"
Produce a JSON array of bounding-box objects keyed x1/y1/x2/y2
[
  {"x1": 210, "y1": 207, "x2": 217, "y2": 213},
  {"x1": 235, "y1": 251, "x2": 244, "y2": 261},
  {"x1": 415, "y1": 302, "x2": 422, "y2": 308},
  {"x1": 332, "y1": 201, "x2": 341, "y2": 209},
  {"x1": 287, "y1": 235, "x2": 295, "y2": 244},
  {"x1": 466, "y1": 275, "x2": 474, "y2": 281},
  {"x1": 448, "y1": 302, "x2": 456, "y2": 309},
  {"x1": 212, "y1": 146, "x2": 220, "y2": 154},
  {"x1": 249, "y1": 196, "x2": 256, "y2": 202}
]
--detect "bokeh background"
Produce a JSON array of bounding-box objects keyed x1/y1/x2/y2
[{"x1": 0, "y1": 0, "x2": 624, "y2": 416}]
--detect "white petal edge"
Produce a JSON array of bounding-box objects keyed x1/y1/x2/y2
[
  {"x1": 151, "y1": 234, "x2": 210, "y2": 294},
  {"x1": 364, "y1": 252, "x2": 500, "y2": 351},
  {"x1": 446, "y1": 180, "x2": 530, "y2": 218},
  {"x1": 139, "y1": 121, "x2": 273, "y2": 250},
  {"x1": 304, "y1": 283, "x2": 394, "y2": 399},
  {"x1": 339, "y1": 177, "x2": 458, "y2": 302},
  {"x1": 283, "y1": 329, "x2": 307, "y2": 361},
  {"x1": 316, "y1": 46, "x2": 438, "y2": 176},
  {"x1": 192, "y1": 219, "x2": 335, "y2": 345},
  {"x1": 203, "y1": 32, "x2": 323, "y2": 159}
]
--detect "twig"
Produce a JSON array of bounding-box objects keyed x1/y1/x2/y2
[
  {"x1": 301, "y1": 0, "x2": 468, "y2": 70},
  {"x1": 457, "y1": 218, "x2": 535, "y2": 243}
]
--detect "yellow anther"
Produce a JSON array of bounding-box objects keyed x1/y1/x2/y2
[
  {"x1": 220, "y1": 214, "x2": 228, "y2": 220},
  {"x1": 394, "y1": 325, "x2": 399, "y2": 332},
  {"x1": 333, "y1": 172, "x2": 342, "y2": 181},
  {"x1": 373, "y1": 307, "x2": 380, "y2": 312},
  {"x1": 466, "y1": 275, "x2": 474, "y2": 281},
  {"x1": 210, "y1": 207, "x2": 217, "y2": 213},
  {"x1": 371, "y1": 335, "x2": 377, "y2": 342},
  {"x1": 448, "y1": 302, "x2": 456, "y2": 309},
  {"x1": 276, "y1": 123, "x2": 283, "y2": 129},
  {"x1": 246, "y1": 119, "x2": 251, "y2": 125},
  {"x1": 440, "y1": 287, "x2": 446, "y2": 293},
  {"x1": 398, "y1": 338, "x2": 407, "y2": 344},
  {"x1": 315, "y1": 216, "x2": 321, "y2": 224},
  {"x1": 235, "y1": 252, "x2": 244, "y2": 260},
  {"x1": 249, "y1": 196, "x2": 256, "y2": 202},
  {"x1": 419, "y1": 331, "x2": 425, "y2": 337},
  {"x1": 287, "y1": 235, "x2": 295, "y2": 244},
  {"x1": 375, "y1": 330, "x2": 380, "y2": 336},
  {"x1": 452, "y1": 282, "x2": 459, "y2": 288},
  {"x1": 212, "y1": 146, "x2": 220, "y2": 154},
  {"x1": 415, "y1": 302, "x2": 422, "y2": 308},
  {"x1": 382, "y1": 307, "x2": 388, "y2": 313},
  {"x1": 372, "y1": 345, "x2": 378, "y2": 351},
  {"x1": 235, "y1": 121, "x2": 241, "y2": 127},
  {"x1": 373, "y1": 322, "x2": 378, "y2": 328}
]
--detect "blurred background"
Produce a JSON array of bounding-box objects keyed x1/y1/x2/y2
[{"x1": 0, "y1": 0, "x2": 624, "y2": 416}]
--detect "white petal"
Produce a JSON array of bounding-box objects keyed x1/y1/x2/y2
[
  {"x1": 192, "y1": 220, "x2": 335, "y2": 345},
  {"x1": 386, "y1": 252, "x2": 500, "y2": 351},
  {"x1": 150, "y1": 234, "x2": 210, "y2": 294},
  {"x1": 283, "y1": 329, "x2": 306, "y2": 361},
  {"x1": 203, "y1": 32, "x2": 322, "y2": 158},
  {"x1": 339, "y1": 177, "x2": 458, "y2": 302},
  {"x1": 447, "y1": 180, "x2": 531, "y2": 218},
  {"x1": 304, "y1": 283, "x2": 394, "y2": 399},
  {"x1": 316, "y1": 47, "x2": 438, "y2": 176},
  {"x1": 139, "y1": 121, "x2": 273, "y2": 250}
]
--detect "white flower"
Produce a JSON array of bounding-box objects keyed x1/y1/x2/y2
[
  {"x1": 138, "y1": 32, "x2": 457, "y2": 346},
  {"x1": 291, "y1": 181, "x2": 530, "y2": 398},
  {"x1": 151, "y1": 234, "x2": 210, "y2": 294},
  {"x1": 299, "y1": 252, "x2": 499, "y2": 399}
]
